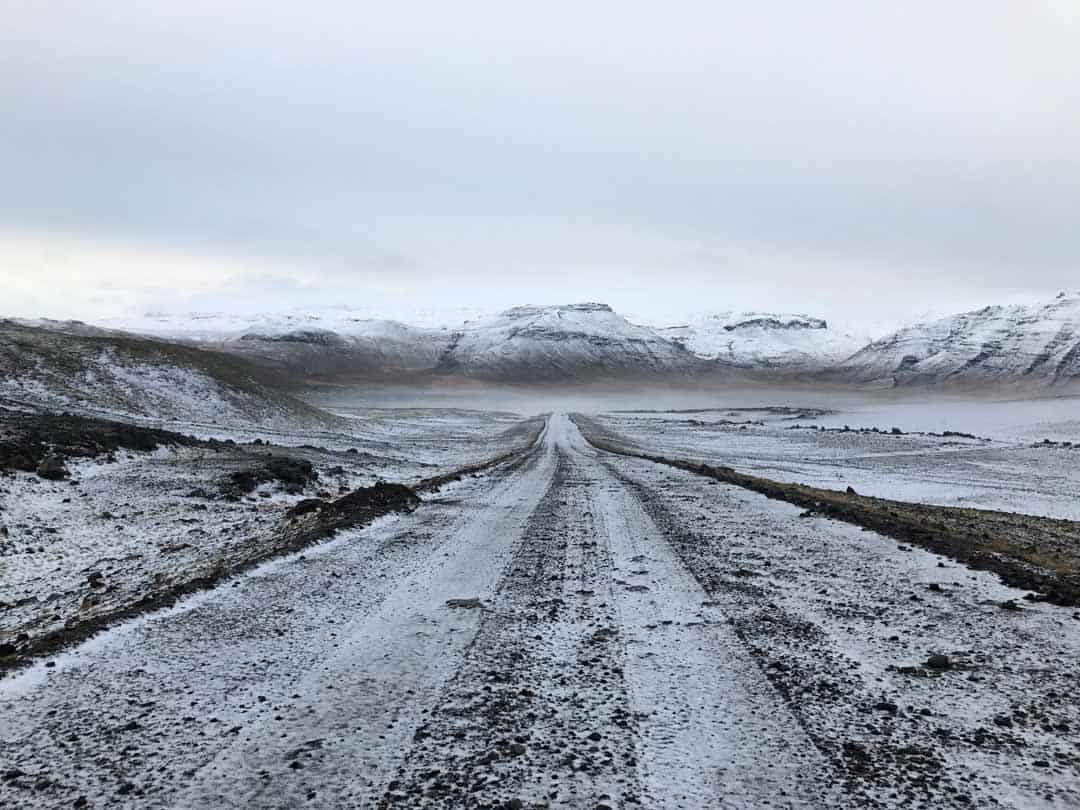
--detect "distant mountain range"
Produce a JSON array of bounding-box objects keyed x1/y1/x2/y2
[
  {"x1": 172, "y1": 303, "x2": 709, "y2": 383},
  {"x1": 834, "y1": 291, "x2": 1080, "y2": 389},
  {"x1": 6, "y1": 292, "x2": 1080, "y2": 393},
  {"x1": 91, "y1": 302, "x2": 862, "y2": 381}
]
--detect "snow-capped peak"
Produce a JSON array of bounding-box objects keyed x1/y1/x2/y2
[
  {"x1": 645, "y1": 310, "x2": 870, "y2": 370},
  {"x1": 438, "y1": 302, "x2": 704, "y2": 381},
  {"x1": 837, "y1": 292, "x2": 1080, "y2": 388}
]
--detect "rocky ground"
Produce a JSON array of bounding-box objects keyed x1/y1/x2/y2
[
  {"x1": 0, "y1": 406, "x2": 542, "y2": 669},
  {"x1": 2, "y1": 414, "x2": 1077, "y2": 809}
]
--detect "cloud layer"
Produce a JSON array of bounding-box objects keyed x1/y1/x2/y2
[{"x1": 2, "y1": 1, "x2": 1078, "y2": 322}]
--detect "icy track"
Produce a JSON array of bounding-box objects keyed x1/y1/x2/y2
[{"x1": 1, "y1": 415, "x2": 1078, "y2": 809}]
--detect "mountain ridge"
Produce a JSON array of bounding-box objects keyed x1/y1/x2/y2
[
  {"x1": 9, "y1": 295, "x2": 1080, "y2": 390},
  {"x1": 835, "y1": 291, "x2": 1080, "y2": 390}
]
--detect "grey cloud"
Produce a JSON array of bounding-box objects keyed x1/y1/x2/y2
[{"x1": 1, "y1": 1, "x2": 1078, "y2": 322}]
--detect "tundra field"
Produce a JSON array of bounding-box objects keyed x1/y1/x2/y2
[
  {"x1": 2, "y1": 393, "x2": 1079, "y2": 809},
  {"x1": 7, "y1": 0, "x2": 1080, "y2": 804}
]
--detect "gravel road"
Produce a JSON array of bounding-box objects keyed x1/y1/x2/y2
[{"x1": 2, "y1": 414, "x2": 1077, "y2": 809}]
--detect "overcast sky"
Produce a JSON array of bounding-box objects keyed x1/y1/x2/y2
[{"x1": 2, "y1": 1, "x2": 1078, "y2": 327}]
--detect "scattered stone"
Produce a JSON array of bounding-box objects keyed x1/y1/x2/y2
[
  {"x1": 841, "y1": 741, "x2": 872, "y2": 770},
  {"x1": 36, "y1": 454, "x2": 69, "y2": 480},
  {"x1": 925, "y1": 654, "x2": 952, "y2": 670},
  {"x1": 159, "y1": 543, "x2": 192, "y2": 554},
  {"x1": 287, "y1": 499, "x2": 325, "y2": 518},
  {"x1": 224, "y1": 456, "x2": 317, "y2": 498},
  {"x1": 1000, "y1": 599, "x2": 1022, "y2": 612},
  {"x1": 446, "y1": 598, "x2": 484, "y2": 609}
]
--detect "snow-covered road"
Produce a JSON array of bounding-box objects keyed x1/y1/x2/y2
[{"x1": 2, "y1": 415, "x2": 1077, "y2": 809}]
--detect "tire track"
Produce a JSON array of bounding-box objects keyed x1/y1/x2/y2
[
  {"x1": 593, "y1": 451, "x2": 1023, "y2": 808},
  {"x1": 571, "y1": 448, "x2": 838, "y2": 809},
  {"x1": 379, "y1": 447, "x2": 643, "y2": 809},
  {"x1": 0, "y1": 434, "x2": 555, "y2": 810}
]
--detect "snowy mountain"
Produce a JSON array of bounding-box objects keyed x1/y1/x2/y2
[
  {"x1": 436, "y1": 303, "x2": 706, "y2": 381},
  {"x1": 102, "y1": 305, "x2": 490, "y2": 340},
  {"x1": 216, "y1": 322, "x2": 453, "y2": 379},
  {"x1": 100, "y1": 303, "x2": 712, "y2": 383},
  {"x1": 78, "y1": 295, "x2": 1080, "y2": 389},
  {"x1": 654, "y1": 312, "x2": 868, "y2": 370},
  {"x1": 836, "y1": 291, "x2": 1080, "y2": 389},
  {"x1": 101, "y1": 303, "x2": 852, "y2": 382}
]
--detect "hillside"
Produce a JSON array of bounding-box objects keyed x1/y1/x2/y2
[
  {"x1": 0, "y1": 320, "x2": 337, "y2": 428},
  {"x1": 836, "y1": 291, "x2": 1080, "y2": 390}
]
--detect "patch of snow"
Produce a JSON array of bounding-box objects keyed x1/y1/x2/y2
[
  {"x1": 643, "y1": 311, "x2": 872, "y2": 369},
  {"x1": 839, "y1": 291, "x2": 1080, "y2": 387}
]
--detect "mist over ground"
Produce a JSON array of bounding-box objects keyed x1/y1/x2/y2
[{"x1": 307, "y1": 382, "x2": 1080, "y2": 441}]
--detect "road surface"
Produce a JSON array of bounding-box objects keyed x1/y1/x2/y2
[{"x1": 2, "y1": 415, "x2": 1078, "y2": 808}]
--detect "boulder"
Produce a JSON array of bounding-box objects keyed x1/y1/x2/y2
[{"x1": 36, "y1": 454, "x2": 69, "y2": 480}]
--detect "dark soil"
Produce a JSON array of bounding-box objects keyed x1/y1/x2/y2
[
  {"x1": 0, "y1": 407, "x2": 215, "y2": 475},
  {"x1": 222, "y1": 455, "x2": 318, "y2": 497}
]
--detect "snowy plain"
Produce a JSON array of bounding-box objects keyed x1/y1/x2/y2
[
  {"x1": 0, "y1": 407, "x2": 537, "y2": 664},
  {"x1": 586, "y1": 395, "x2": 1080, "y2": 521},
  {"x1": 2, "y1": 413, "x2": 1078, "y2": 809}
]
